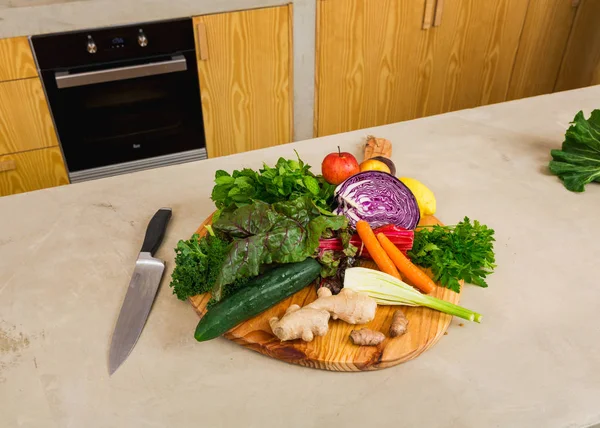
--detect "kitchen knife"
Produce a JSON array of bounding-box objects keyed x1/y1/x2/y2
[{"x1": 108, "y1": 208, "x2": 172, "y2": 375}]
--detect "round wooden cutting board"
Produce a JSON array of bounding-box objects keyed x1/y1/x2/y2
[{"x1": 189, "y1": 215, "x2": 461, "y2": 371}]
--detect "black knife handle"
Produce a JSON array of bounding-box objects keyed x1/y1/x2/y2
[{"x1": 140, "y1": 208, "x2": 172, "y2": 256}]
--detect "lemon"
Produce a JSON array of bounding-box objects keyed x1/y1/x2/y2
[
  {"x1": 359, "y1": 159, "x2": 391, "y2": 174},
  {"x1": 399, "y1": 177, "x2": 436, "y2": 217}
]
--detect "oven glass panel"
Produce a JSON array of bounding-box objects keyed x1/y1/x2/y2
[{"x1": 44, "y1": 54, "x2": 205, "y2": 172}]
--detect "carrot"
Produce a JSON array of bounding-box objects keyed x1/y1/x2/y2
[
  {"x1": 376, "y1": 233, "x2": 436, "y2": 294},
  {"x1": 355, "y1": 221, "x2": 402, "y2": 280}
]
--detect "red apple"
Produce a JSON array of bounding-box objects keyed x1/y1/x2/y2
[{"x1": 321, "y1": 147, "x2": 360, "y2": 185}]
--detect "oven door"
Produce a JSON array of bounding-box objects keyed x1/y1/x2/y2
[{"x1": 42, "y1": 51, "x2": 206, "y2": 179}]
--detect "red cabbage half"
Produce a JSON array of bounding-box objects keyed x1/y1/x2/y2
[{"x1": 333, "y1": 171, "x2": 420, "y2": 230}]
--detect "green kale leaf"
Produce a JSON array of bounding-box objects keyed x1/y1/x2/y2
[
  {"x1": 549, "y1": 110, "x2": 600, "y2": 192},
  {"x1": 169, "y1": 233, "x2": 231, "y2": 301}
]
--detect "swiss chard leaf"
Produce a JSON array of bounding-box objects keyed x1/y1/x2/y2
[
  {"x1": 318, "y1": 250, "x2": 340, "y2": 278},
  {"x1": 210, "y1": 196, "x2": 347, "y2": 301},
  {"x1": 549, "y1": 110, "x2": 600, "y2": 192}
]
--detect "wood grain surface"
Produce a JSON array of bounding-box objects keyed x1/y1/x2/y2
[
  {"x1": 507, "y1": 0, "x2": 577, "y2": 100},
  {"x1": 193, "y1": 6, "x2": 292, "y2": 158},
  {"x1": 554, "y1": 0, "x2": 600, "y2": 91},
  {"x1": 189, "y1": 214, "x2": 462, "y2": 371},
  {"x1": 0, "y1": 37, "x2": 38, "y2": 82},
  {"x1": 0, "y1": 147, "x2": 68, "y2": 197},
  {"x1": 423, "y1": 0, "x2": 529, "y2": 115},
  {"x1": 316, "y1": 0, "x2": 431, "y2": 136},
  {"x1": 315, "y1": 0, "x2": 528, "y2": 137},
  {"x1": 0, "y1": 78, "x2": 60, "y2": 156}
]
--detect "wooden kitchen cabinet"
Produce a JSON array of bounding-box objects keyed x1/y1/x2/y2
[
  {"x1": 0, "y1": 36, "x2": 70, "y2": 197},
  {"x1": 507, "y1": 0, "x2": 577, "y2": 100},
  {"x1": 554, "y1": 0, "x2": 600, "y2": 92},
  {"x1": 423, "y1": 0, "x2": 529, "y2": 115},
  {"x1": 193, "y1": 6, "x2": 293, "y2": 158},
  {"x1": 0, "y1": 147, "x2": 68, "y2": 197},
  {"x1": 315, "y1": 0, "x2": 529, "y2": 137},
  {"x1": 315, "y1": 0, "x2": 429, "y2": 137},
  {"x1": 0, "y1": 78, "x2": 60, "y2": 155},
  {"x1": 0, "y1": 37, "x2": 38, "y2": 81}
]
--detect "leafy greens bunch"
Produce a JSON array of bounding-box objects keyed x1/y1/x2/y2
[
  {"x1": 549, "y1": 109, "x2": 600, "y2": 192},
  {"x1": 211, "y1": 153, "x2": 335, "y2": 215},
  {"x1": 408, "y1": 217, "x2": 496, "y2": 293},
  {"x1": 169, "y1": 228, "x2": 243, "y2": 301},
  {"x1": 169, "y1": 196, "x2": 347, "y2": 303}
]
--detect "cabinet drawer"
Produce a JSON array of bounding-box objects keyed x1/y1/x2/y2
[
  {"x1": 0, "y1": 37, "x2": 38, "y2": 81},
  {"x1": 0, "y1": 147, "x2": 69, "y2": 197},
  {"x1": 0, "y1": 78, "x2": 59, "y2": 155}
]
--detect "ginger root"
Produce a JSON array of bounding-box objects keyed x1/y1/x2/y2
[
  {"x1": 389, "y1": 309, "x2": 409, "y2": 337},
  {"x1": 364, "y1": 135, "x2": 392, "y2": 159},
  {"x1": 350, "y1": 328, "x2": 385, "y2": 346},
  {"x1": 269, "y1": 304, "x2": 330, "y2": 342},
  {"x1": 308, "y1": 287, "x2": 377, "y2": 324},
  {"x1": 269, "y1": 288, "x2": 377, "y2": 342}
]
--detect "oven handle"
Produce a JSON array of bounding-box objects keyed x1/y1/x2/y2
[{"x1": 55, "y1": 55, "x2": 187, "y2": 89}]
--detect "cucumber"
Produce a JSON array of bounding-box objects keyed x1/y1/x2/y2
[{"x1": 194, "y1": 258, "x2": 321, "y2": 341}]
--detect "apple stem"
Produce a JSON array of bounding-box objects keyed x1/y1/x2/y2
[{"x1": 338, "y1": 146, "x2": 341, "y2": 157}]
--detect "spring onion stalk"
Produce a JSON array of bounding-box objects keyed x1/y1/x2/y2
[{"x1": 344, "y1": 267, "x2": 482, "y2": 323}]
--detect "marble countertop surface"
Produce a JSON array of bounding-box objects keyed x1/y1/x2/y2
[
  {"x1": 0, "y1": 0, "x2": 287, "y2": 39},
  {"x1": 1, "y1": 86, "x2": 600, "y2": 428}
]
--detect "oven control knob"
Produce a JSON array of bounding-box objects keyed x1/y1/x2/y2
[
  {"x1": 137, "y1": 30, "x2": 148, "y2": 47},
  {"x1": 86, "y1": 36, "x2": 97, "y2": 54}
]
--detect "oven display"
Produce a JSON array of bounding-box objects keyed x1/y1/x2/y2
[{"x1": 110, "y1": 37, "x2": 126, "y2": 49}]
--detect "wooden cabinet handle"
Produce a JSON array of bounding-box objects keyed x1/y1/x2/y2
[
  {"x1": 0, "y1": 159, "x2": 16, "y2": 172},
  {"x1": 433, "y1": 0, "x2": 444, "y2": 27},
  {"x1": 422, "y1": 0, "x2": 436, "y2": 29},
  {"x1": 196, "y1": 22, "x2": 209, "y2": 60}
]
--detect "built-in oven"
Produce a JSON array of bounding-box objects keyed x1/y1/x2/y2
[{"x1": 32, "y1": 18, "x2": 206, "y2": 183}]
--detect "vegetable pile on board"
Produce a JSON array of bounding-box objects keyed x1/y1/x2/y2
[{"x1": 170, "y1": 137, "x2": 496, "y2": 347}]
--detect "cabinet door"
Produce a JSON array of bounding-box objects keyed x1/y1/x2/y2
[
  {"x1": 423, "y1": 0, "x2": 529, "y2": 116},
  {"x1": 316, "y1": 0, "x2": 430, "y2": 137},
  {"x1": 0, "y1": 78, "x2": 60, "y2": 155},
  {"x1": 0, "y1": 37, "x2": 38, "y2": 81},
  {"x1": 0, "y1": 147, "x2": 69, "y2": 197},
  {"x1": 554, "y1": 0, "x2": 600, "y2": 92},
  {"x1": 315, "y1": 0, "x2": 528, "y2": 137},
  {"x1": 193, "y1": 6, "x2": 292, "y2": 158},
  {"x1": 507, "y1": 0, "x2": 577, "y2": 101}
]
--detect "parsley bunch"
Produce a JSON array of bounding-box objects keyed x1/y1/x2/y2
[
  {"x1": 210, "y1": 152, "x2": 335, "y2": 213},
  {"x1": 408, "y1": 217, "x2": 496, "y2": 293}
]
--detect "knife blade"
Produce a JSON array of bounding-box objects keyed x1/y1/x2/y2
[{"x1": 109, "y1": 207, "x2": 172, "y2": 375}]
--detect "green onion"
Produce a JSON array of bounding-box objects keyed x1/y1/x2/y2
[{"x1": 344, "y1": 267, "x2": 482, "y2": 323}]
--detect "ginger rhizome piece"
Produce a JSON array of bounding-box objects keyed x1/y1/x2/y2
[
  {"x1": 389, "y1": 309, "x2": 409, "y2": 337},
  {"x1": 364, "y1": 135, "x2": 392, "y2": 159},
  {"x1": 269, "y1": 287, "x2": 377, "y2": 342},
  {"x1": 308, "y1": 287, "x2": 377, "y2": 324},
  {"x1": 350, "y1": 328, "x2": 385, "y2": 346},
  {"x1": 269, "y1": 304, "x2": 330, "y2": 342}
]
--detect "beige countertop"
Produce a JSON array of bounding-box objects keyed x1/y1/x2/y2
[
  {"x1": 0, "y1": 0, "x2": 284, "y2": 39},
  {"x1": 1, "y1": 86, "x2": 600, "y2": 428}
]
